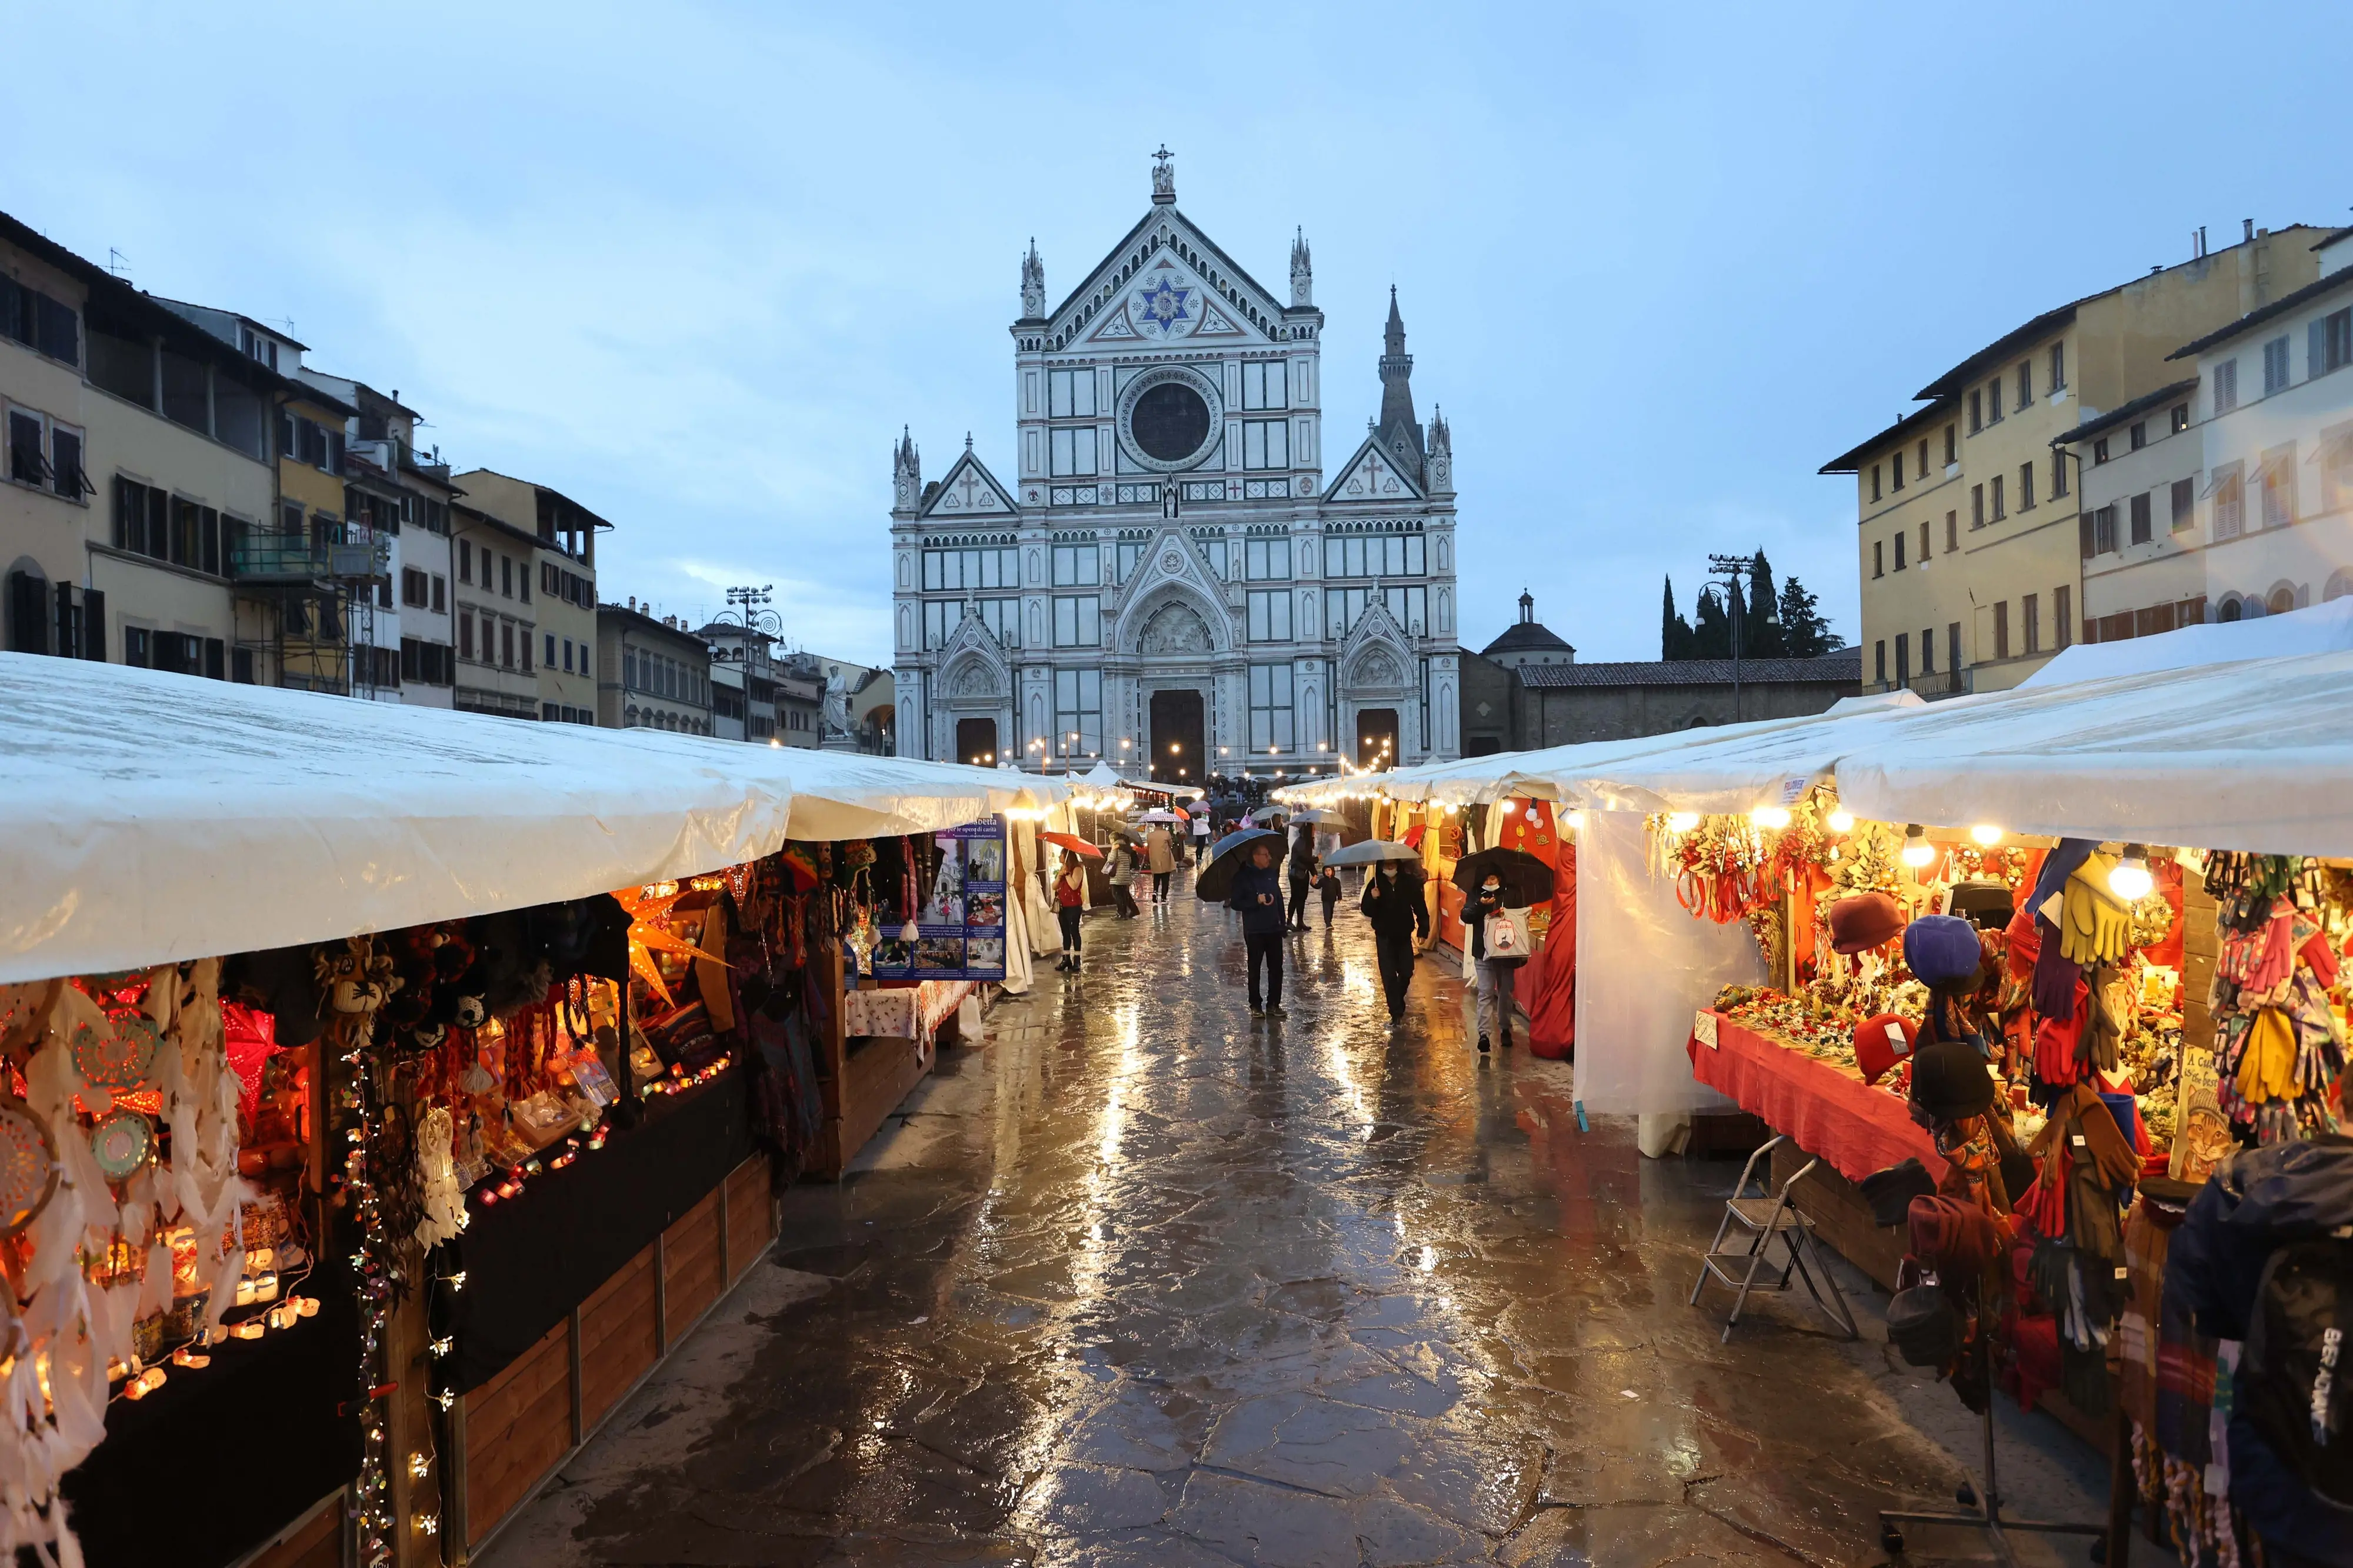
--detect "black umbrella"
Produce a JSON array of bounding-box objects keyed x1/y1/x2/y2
[
  {"x1": 1450, "y1": 846, "x2": 1555, "y2": 902},
  {"x1": 1195, "y1": 829, "x2": 1287, "y2": 902}
]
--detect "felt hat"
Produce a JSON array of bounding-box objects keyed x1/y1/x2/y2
[
  {"x1": 1904, "y1": 915, "x2": 1984, "y2": 989},
  {"x1": 1859, "y1": 1157, "x2": 1935, "y2": 1227},
  {"x1": 1852, "y1": 1013, "x2": 1919, "y2": 1086},
  {"x1": 1828, "y1": 891, "x2": 1904, "y2": 955},
  {"x1": 1909, "y1": 1037, "x2": 1997, "y2": 1122},
  {"x1": 1887, "y1": 1285, "x2": 1962, "y2": 1368}
]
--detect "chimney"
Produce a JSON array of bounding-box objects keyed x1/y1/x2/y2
[{"x1": 2244, "y1": 218, "x2": 2255, "y2": 242}]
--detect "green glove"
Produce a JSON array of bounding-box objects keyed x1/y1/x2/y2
[{"x1": 2061, "y1": 854, "x2": 2132, "y2": 965}]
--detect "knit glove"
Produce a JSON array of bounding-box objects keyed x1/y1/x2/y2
[
  {"x1": 2059, "y1": 854, "x2": 2132, "y2": 966},
  {"x1": 2245, "y1": 900, "x2": 2296, "y2": 993},
  {"x1": 2084, "y1": 967, "x2": 2127, "y2": 1073},
  {"x1": 2032, "y1": 916, "x2": 2081, "y2": 1019},
  {"x1": 2234, "y1": 1006, "x2": 2299, "y2": 1104}
]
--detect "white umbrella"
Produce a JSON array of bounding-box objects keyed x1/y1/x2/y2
[
  {"x1": 1321, "y1": 839, "x2": 1419, "y2": 866},
  {"x1": 1287, "y1": 808, "x2": 1346, "y2": 825},
  {"x1": 1248, "y1": 805, "x2": 1289, "y2": 822},
  {"x1": 1136, "y1": 809, "x2": 1183, "y2": 824}
]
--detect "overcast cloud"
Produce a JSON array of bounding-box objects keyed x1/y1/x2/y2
[{"x1": 9, "y1": 1, "x2": 2346, "y2": 662}]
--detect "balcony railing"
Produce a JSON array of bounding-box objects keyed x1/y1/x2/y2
[{"x1": 229, "y1": 529, "x2": 384, "y2": 582}]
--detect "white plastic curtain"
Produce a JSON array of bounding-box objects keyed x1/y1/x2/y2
[{"x1": 1571, "y1": 809, "x2": 1753, "y2": 1116}]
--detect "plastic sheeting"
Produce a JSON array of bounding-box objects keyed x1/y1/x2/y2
[
  {"x1": 1571, "y1": 809, "x2": 1752, "y2": 1116},
  {"x1": 1838, "y1": 649, "x2": 2353, "y2": 856},
  {"x1": 2020, "y1": 596, "x2": 2353, "y2": 686},
  {"x1": 0, "y1": 655, "x2": 1066, "y2": 983}
]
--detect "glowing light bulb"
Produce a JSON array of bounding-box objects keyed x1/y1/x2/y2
[
  {"x1": 1826, "y1": 809, "x2": 1855, "y2": 834},
  {"x1": 1562, "y1": 810, "x2": 1584, "y2": 830},
  {"x1": 2109, "y1": 845, "x2": 2154, "y2": 902},
  {"x1": 1899, "y1": 824, "x2": 1935, "y2": 868},
  {"x1": 1969, "y1": 824, "x2": 2004, "y2": 846},
  {"x1": 1750, "y1": 806, "x2": 1792, "y2": 830},
  {"x1": 1500, "y1": 800, "x2": 1518, "y2": 815},
  {"x1": 1667, "y1": 812, "x2": 1701, "y2": 833}
]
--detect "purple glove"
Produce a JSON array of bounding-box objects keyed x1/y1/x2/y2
[
  {"x1": 2032, "y1": 915, "x2": 2081, "y2": 1019},
  {"x1": 2028, "y1": 839, "x2": 2097, "y2": 915}
]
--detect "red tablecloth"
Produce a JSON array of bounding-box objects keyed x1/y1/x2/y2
[{"x1": 1687, "y1": 1011, "x2": 1944, "y2": 1183}]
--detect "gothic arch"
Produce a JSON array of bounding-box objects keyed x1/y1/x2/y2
[
  {"x1": 942, "y1": 652, "x2": 1003, "y2": 702},
  {"x1": 1115, "y1": 579, "x2": 1232, "y2": 657}
]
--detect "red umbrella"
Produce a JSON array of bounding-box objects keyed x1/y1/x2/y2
[{"x1": 1039, "y1": 832, "x2": 1103, "y2": 858}]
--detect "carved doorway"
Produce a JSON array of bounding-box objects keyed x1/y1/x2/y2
[
  {"x1": 1355, "y1": 708, "x2": 1399, "y2": 769},
  {"x1": 956, "y1": 716, "x2": 1000, "y2": 767},
  {"x1": 1149, "y1": 690, "x2": 1205, "y2": 785}
]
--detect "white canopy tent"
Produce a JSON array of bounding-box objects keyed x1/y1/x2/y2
[
  {"x1": 1267, "y1": 651, "x2": 2353, "y2": 1116},
  {"x1": 2020, "y1": 596, "x2": 2353, "y2": 688},
  {"x1": 0, "y1": 655, "x2": 1066, "y2": 984}
]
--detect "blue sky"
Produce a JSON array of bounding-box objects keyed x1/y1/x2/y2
[{"x1": 9, "y1": 2, "x2": 2347, "y2": 663}]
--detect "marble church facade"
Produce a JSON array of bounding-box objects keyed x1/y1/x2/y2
[{"x1": 889, "y1": 150, "x2": 1461, "y2": 782}]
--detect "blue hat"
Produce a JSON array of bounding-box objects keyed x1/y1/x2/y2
[{"x1": 1904, "y1": 914, "x2": 1983, "y2": 989}]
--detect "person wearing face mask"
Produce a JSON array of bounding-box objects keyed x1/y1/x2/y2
[
  {"x1": 1225, "y1": 839, "x2": 1289, "y2": 1017},
  {"x1": 1359, "y1": 858, "x2": 1431, "y2": 1023},
  {"x1": 1468, "y1": 874, "x2": 1525, "y2": 1053}
]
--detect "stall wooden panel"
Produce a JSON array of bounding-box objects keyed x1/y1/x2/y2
[
  {"x1": 464, "y1": 1319, "x2": 573, "y2": 1549},
  {"x1": 662, "y1": 1190, "x2": 724, "y2": 1340},
  {"x1": 724, "y1": 1157, "x2": 772, "y2": 1285},
  {"x1": 578, "y1": 1245, "x2": 659, "y2": 1431},
  {"x1": 244, "y1": 1496, "x2": 343, "y2": 1568},
  {"x1": 1769, "y1": 1141, "x2": 1908, "y2": 1292},
  {"x1": 817, "y1": 1033, "x2": 927, "y2": 1179}
]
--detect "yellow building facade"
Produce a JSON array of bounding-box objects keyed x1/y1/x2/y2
[
  {"x1": 449, "y1": 468, "x2": 604, "y2": 724},
  {"x1": 1826, "y1": 224, "x2": 2325, "y2": 693}
]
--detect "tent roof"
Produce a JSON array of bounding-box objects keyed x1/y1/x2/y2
[
  {"x1": 0, "y1": 655, "x2": 1064, "y2": 983},
  {"x1": 2020, "y1": 597, "x2": 2353, "y2": 688},
  {"x1": 1277, "y1": 651, "x2": 2353, "y2": 856}
]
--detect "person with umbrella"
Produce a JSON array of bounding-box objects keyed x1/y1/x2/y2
[
  {"x1": 1452, "y1": 846, "x2": 1548, "y2": 1054},
  {"x1": 1220, "y1": 835, "x2": 1289, "y2": 1017},
  {"x1": 1104, "y1": 833, "x2": 1140, "y2": 919},
  {"x1": 1144, "y1": 820, "x2": 1176, "y2": 903},
  {"x1": 1052, "y1": 849, "x2": 1088, "y2": 972},
  {"x1": 1191, "y1": 807, "x2": 1211, "y2": 866},
  {"x1": 1286, "y1": 822, "x2": 1318, "y2": 931},
  {"x1": 1345, "y1": 843, "x2": 1429, "y2": 1022}
]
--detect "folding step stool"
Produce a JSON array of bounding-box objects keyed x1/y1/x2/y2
[{"x1": 1687, "y1": 1135, "x2": 1858, "y2": 1342}]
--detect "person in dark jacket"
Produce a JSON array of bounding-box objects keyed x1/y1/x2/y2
[
  {"x1": 1359, "y1": 859, "x2": 1430, "y2": 1023},
  {"x1": 1287, "y1": 825, "x2": 1317, "y2": 930},
  {"x1": 1226, "y1": 840, "x2": 1289, "y2": 1017}
]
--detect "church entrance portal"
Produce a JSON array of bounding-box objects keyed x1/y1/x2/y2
[
  {"x1": 1355, "y1": 708, "x2": 1399, "y2": 769},
  {"x1": 955, "y1": 716, "x2": 999, "y2": 767},
  {"x1": 1149, "y1": 689, "x2": 1205, "y2": 785}
]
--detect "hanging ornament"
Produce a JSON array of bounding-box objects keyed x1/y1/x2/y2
[
  {"x1": 89, "y1": 1109, "x2": 154, "y2": 1182},
  {"x1": 612, "y1": 884, "x2": 725, "y2": 1006},
  {"x1": 0, "y1": 1099, "x2": 57, "y2": 1236}
]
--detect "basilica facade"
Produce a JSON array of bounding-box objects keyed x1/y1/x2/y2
[{"x1": 889, "y1": 150, "x2": 1461, "y2": 783}]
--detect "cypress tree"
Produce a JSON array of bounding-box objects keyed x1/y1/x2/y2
[
  {"x1": 1746, "y1": 550, "x2": 1785, "y2": 657},
  {"x1": 1692, "y1": 586, "x2": 1732, "y2": 658}
]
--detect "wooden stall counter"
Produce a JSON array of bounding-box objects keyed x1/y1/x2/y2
[{"x1": 1688, "y1": 1010, "x2": 1945, "y2": 1290}]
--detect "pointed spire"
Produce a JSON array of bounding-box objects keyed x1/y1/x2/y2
[
  {"x1": 1020, "y1": 238, "x2": 1045, "y2": 318},
  {"x1": 1378, "y1": 286, "x2": 1421, "y2": 475},
  {"x1": 1289, "y1": 228, "x2": 1313, "y2": 308},
  {"x1": 892, "y1": 426, "x2": 922, "y2": 513}
]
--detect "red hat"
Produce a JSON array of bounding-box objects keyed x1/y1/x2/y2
[
  {"x1": 1852, "y1": 1013, "x2": 1918, "y2": 1086},
  {"x1": 1829, "y1": 891, "x2": 1904, "y2": 955}
]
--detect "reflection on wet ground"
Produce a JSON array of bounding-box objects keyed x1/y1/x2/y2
[{"x1": 484, "y1": 878, "x2": 2125, "y2": 1567}]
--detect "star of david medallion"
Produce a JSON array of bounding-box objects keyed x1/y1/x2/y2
[
  {"x1": 1161, "y1": 551, "x2": 1182, "y2": 572},
  {"x1": 1128, "y1": 276, "x2": 1195, "y2": 339}
]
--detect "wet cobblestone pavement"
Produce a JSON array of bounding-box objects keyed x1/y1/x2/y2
[{"x1": 484, "y1": 878, "x2": 2125, "y2": 1567}]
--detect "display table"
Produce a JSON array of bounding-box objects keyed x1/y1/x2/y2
[
  {"x1": 1687, "y1": 1011, "x2": 1943, "y2": 1184},
  {"x1": 844, "y1": 979, "x2": 979, "y2": 1063}
]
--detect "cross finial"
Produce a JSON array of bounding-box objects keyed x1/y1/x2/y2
[
  {"x1": 965, "y1": 431, "x2": 974, "y2": 451},
  {"x1": 1151, "y1": 145, "x2": 1176, "y2": 202}
]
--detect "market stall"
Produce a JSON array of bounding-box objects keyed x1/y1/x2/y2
[{"x1": 0, "y1": 655, "x2": 1067, "y2": 1568}]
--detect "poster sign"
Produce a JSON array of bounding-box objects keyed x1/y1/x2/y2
[{"x1": 872, "y1": 817, "x2": 1008, "y2": 982}]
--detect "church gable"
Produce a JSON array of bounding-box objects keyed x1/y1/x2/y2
[
  {"x1": 919, "y1": 448, "x2": 1018, "y2": 520},
  {"x1": 1109, "y1": 526, "x2": 1234, "y2": 654},
  {"x1": 1049, "y1": 212, "x2": 1284, "y2": 352},
  {"x1": 1339, "y1": 599, "x2": 1413, "y2": 690},
  {"x1": 1325, "y1": 436, "x2": 1425, "y2": 505}
]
